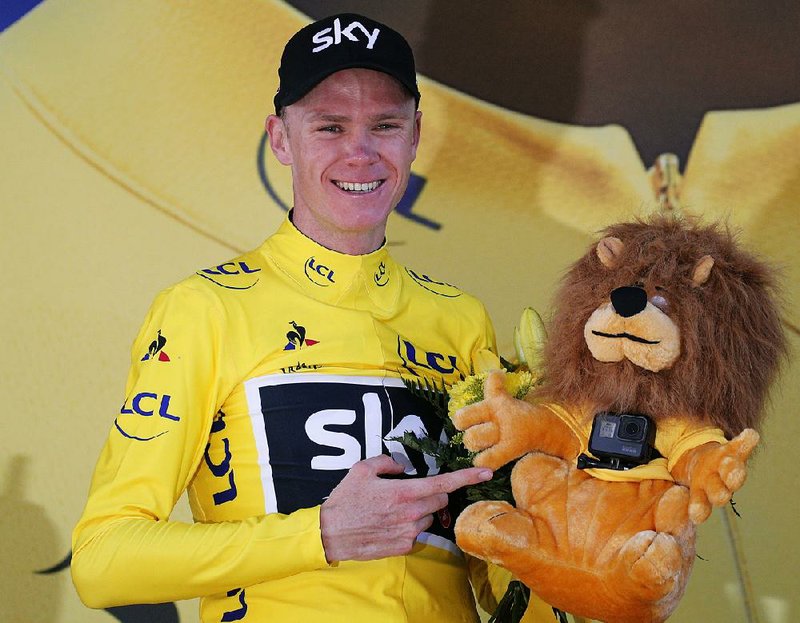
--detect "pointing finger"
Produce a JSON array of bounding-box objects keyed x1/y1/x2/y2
[
  {"x1": 356, "y1": 455, "x2": 405, "y2": 477},
  {"x1": 407, "y1": 467, "x2": 493, "y2": 497}
]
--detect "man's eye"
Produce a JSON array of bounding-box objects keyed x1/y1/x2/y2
[
  {"x1": 318, "y1": 125, "x2": 341, "y2": 133},
  {"x1": 376, "y1": 123, "x2": 399, "y2": 131}
]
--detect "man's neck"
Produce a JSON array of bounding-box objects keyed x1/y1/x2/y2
[{"x1": 290, "y1": 210, "x2": 386, "y2": 256}]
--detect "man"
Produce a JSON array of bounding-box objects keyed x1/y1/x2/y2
[{"x1": 72, "y1": 13, "x2": 497, "y2": 622}]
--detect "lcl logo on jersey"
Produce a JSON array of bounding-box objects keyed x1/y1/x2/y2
[
  {"x1": 204, "y1": 411, "x2": 238, "y2": 506},
  {"x1": 197, "y1": 261, "x2": 261, "y2": 290},
  {"x1": 304, "y1": 257, "x2": 335, "y2": 287},
  {"x1": 374, "y1": 261, "x2": 389, "y2": 287},
  {"x1": 222, "y1": 588, "x2": 248, "y2": 621},
  {"x1": 397, "y1": 336, "x2": 459, "y2": 377},
  {"x1": 115, "y1": 392, "x2": 180, "y2": 441},
  {"x1": 312, "y1": 17, "x2": 380, "y2": 53},
  {"x1": 120, "y1": 392, "x2": 180, "y2": 421},
  {"x1": 406, "y1": 268, "x2": 462, "y2": 298}
]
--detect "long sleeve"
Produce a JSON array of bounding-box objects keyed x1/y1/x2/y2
[{"x1": 71, "y1": 283, "x2": 329, "y2": 607}]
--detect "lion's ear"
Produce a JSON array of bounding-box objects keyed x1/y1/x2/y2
[
  {"x1": 596, "y1": 236, "x2": 624, "y2": 269},
  {"x1": 691, "y1": 255, "x2": 715, "y2": 287}
]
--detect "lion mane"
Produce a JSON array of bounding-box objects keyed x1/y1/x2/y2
[{"x1": 538, "y1": 215, "x2": 786, "y2": 437}]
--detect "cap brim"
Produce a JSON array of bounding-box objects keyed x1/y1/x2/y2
[{"x1": 276, "y1": 62, "x2": 419, "y2": 112}]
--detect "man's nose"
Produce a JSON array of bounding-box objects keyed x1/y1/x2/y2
[{"x1": 343, "y1": 129, "x2": 379, "y2": 163}]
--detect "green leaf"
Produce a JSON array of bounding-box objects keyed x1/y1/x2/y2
[{"x1": 489, "y1": 581, "x2": 530, "y2": 623}]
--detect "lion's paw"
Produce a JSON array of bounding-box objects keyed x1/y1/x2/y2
[
  {"x1": 455, "y1": 501, "x2": 535, "y2": 563},
  {"x1": 619, "y1": 531, "x2": 683, "y2": 600}
]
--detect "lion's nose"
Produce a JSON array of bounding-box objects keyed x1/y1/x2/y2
[{"x1": 611, "y1": 286, "x2": 648, "y2": 318}]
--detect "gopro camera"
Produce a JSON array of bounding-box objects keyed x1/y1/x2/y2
[{"x1": 577, "y1": 412, "x2": 659, "y2": 471}]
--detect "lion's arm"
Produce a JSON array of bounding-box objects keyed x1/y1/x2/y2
[
  {"x1": 452, "y1": 371, "x2": 581, "y2": 470},
  {"x1": 670, "y1": 429, "x2": 759, "y2": 524}
]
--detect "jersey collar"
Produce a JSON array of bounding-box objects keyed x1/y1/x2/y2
[{"x1": 260, "y1": 214, "x2": 402, "y2": 313}]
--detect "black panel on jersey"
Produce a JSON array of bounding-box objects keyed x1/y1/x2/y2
[{"x1": 254, "y1": 378, "x2": 458, "y2": 544}]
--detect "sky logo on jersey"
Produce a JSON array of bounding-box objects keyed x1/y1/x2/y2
[
  {"x1": 244, "y1": 374, "x2": 459, "y2": 551},
  {"x1": 284, "y1": 321, "x2": 319, "y2": 351},
  {"x1": 374, "y1": 261, "x2": 389, "y2": 287},
  {"x1": 140, "y1": 329, "x2": 170, "y2": 362},
  {"x1": 304, "y1": 256, "x2": 335, "y2": 286},
  {"x1": 398, "y1": 336, "x2": 459, "y2": 378},
  {"x1": 406, "y1": 268, "x2": 462, "y2": 298},
  {"x1": 197, "y1": 261, "x2": 261, "y2": 290}
]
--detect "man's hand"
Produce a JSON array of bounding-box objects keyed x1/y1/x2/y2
[{"x1": 319, "y1": 455, "x2": 493, "y2": 563}]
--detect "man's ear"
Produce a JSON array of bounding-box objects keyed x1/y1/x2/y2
[
  {"x1": 410, "y1": 110, "x2": 422, "y2": 161},
  {"x1": 265, "y1": 114, "x2": 293, "y2": 165}
]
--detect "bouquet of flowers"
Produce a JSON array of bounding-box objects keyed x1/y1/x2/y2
[{"x1": 399, "y1": 309, "x2": 567, "y2": 623}]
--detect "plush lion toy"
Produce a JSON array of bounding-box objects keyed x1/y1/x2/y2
[{"x1": 453, "y1": 216, "x2": 785, "y2": 623}]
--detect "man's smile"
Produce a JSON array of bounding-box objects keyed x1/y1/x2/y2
[{"x1": 333, "y1": 180, "x2": 384, "y2": 193}]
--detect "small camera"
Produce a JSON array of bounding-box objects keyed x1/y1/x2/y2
[{"x1": 577, "y1": 412, "x2": 659, "y2": 470}]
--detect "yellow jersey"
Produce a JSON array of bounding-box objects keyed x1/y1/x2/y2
[{"x1": 72, "y1": 214, "x2": 497, "y2": 622}]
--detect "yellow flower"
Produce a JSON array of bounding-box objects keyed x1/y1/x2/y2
[
  {"x1": 506, "y1": 370, "x2": 534, "y2": 400},
  {"x1": 472, "y1": 348, "x2": 502, "y2": 373},
  {"x1": 448, "y1": 373, "x2": 489, "y2": 416},
  {"x1": 448, "y1": 370, "x2": 534, "y2": 418}
]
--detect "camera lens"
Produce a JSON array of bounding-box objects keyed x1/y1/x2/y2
[{"x1": 618, "y1": 415, "x2": 646, "y2": 441}]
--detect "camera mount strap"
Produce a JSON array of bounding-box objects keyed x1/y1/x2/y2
[{"x1": 576, "y1": 447, "x2": 663, "y2": 471}]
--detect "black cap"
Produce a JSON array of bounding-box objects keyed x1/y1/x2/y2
[{"x1": 274, "y1": 13, "x2": 420, "y2": 114}]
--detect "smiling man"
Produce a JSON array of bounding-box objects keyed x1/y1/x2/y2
[
  {"x1": 72, "y1": 13, "x2": 499, "y2": 623},
  {"x1": 267, "y1": 70, "x2": 420, "y2": 254},
  {"x1": 267, "y1": 67, "x2": 419, "y2": 254}
]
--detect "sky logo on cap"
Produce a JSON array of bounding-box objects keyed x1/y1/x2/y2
[{"x1": 312, "y1": 17, "x2": 380, "y2": 53}]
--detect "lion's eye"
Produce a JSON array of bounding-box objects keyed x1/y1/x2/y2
[{"x1": 650, "y1": 294, "x2": 669, "y2": 312}]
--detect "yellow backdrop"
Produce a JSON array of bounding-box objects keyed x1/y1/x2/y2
[{"x1": 1, "y1": 1, "x2": 797, "y2": 622}]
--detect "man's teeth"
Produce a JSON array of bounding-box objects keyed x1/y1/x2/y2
[{"x1": 335, "y1": 181, "x2": 382, "y2": 192}]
